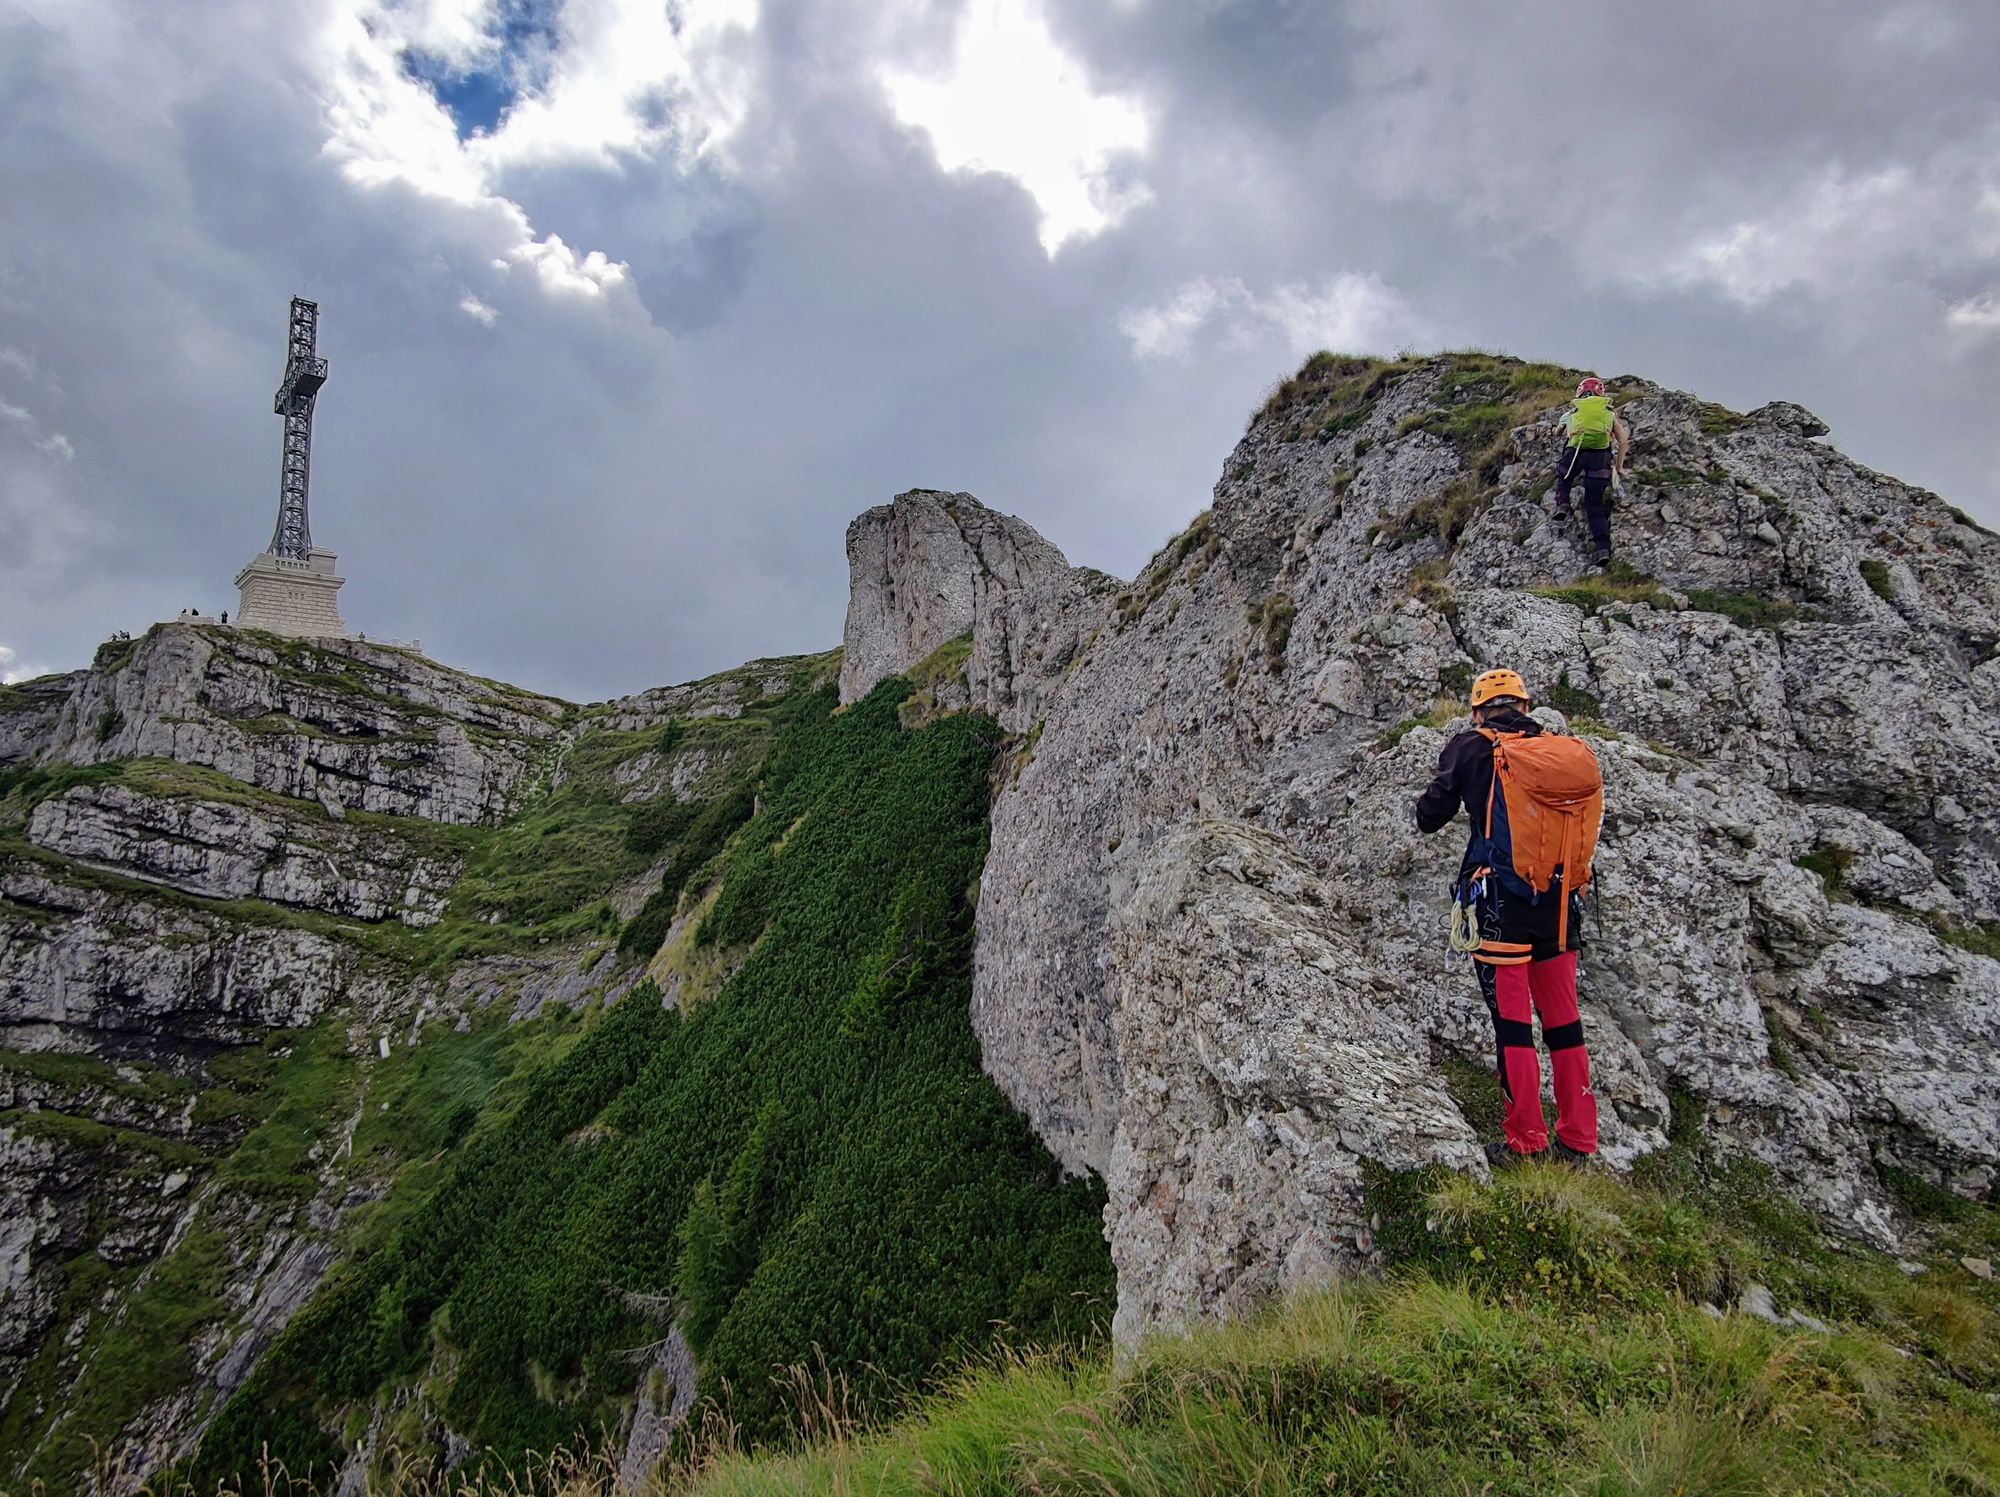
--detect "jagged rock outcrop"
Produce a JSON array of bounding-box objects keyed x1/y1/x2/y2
[
  {"x1": 0, "y1": 670, "x2": 84, "y2": 765},
  {"x1": 0, "y1": 624, "x2": 715, "y2": 1490},
  {"x1": 840, "y1": 489, "x2": 1113, "y2": 723},
  {"x1": 0, "y1": 623, "x2": 572, "y2": 1063},
  {"x1": 843, "y1": 353, "x2": 2000, "y2": 1343},
  {"x1": 0, "y1": 622, "x2": 590, "y2": 1065}
]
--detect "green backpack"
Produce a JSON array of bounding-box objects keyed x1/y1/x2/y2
[{"x1": 1569, "y1": 395, "x2": 1615, "y2": 450}]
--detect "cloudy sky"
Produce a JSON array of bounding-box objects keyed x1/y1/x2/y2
[{"x1": 2, "y1": 0, "x2": 1996, "y2": 699}]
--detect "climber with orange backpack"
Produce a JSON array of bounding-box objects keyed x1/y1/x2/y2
[
  {"x1": 1556, "y1": 376, "x2": 1629, "y2": 567},
  {"x1": 1415, "y1": 668, "x2": 1602, "y2": 1166}
]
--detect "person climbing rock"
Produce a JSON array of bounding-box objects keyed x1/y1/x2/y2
[
  {"x1": 1414, "y1": 668, "x2": 1602, "y2": 1166},
  {"x1": 1555, "y1": 376, "x2": 1629, "y2": 566}
]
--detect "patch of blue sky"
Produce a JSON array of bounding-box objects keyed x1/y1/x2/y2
[{"x1": 400, "y1": 0, "x2": 563, "y2": 140}]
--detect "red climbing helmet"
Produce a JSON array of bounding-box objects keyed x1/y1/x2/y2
[{"x1": 1576, "y1": 376, "x2": 1606, "y2": 398}]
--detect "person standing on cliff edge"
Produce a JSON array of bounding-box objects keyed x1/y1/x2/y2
[{"x1": 1414, "y1": 668, "x2": 1602, "y2": 1166}]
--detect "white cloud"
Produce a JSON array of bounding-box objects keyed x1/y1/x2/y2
[
  {"x1": 1946, "y1": 293, "x2": 2000, "y2": 333},
  {"x1": 459, "y1": 292, "x2": 500, "y2": 326},
  {"x1": 467, "y1": 0, "x2": 760, "y2": 174},
  {"x1": 1680, "y1": 168, "x2": 1928, "y2": 302},
  {"x1": 1118, "y1": 276, "x2": 1237, "y2": 360},
  {"x1": 322, "y1": 2, "x2": 491, "y2": 206},
  {"x1": 1260, "y1": 277, "x2": 1427, "y2": 357},
  {"x1": 882, "y1": 0, "x2": 1151, "y2": 254},
  {"x1": 397, "y1": 0, "x2": 508, "y2": 68},
  {"x1": 502, "y1": 234, "x2": 629, "y2": 297},
  {"x1": 1874, "y1": 3, "x2": 1958, "y2": 52},
  {"x1": 0, "y1": 643, "x2": 39, "y2": 685},
  {"x1": 316, "y1": 0, "x2": 758, "y2": 312},
  {"x1": 1120, "y1": 272, "x2": 1426, "y2": 362},
  {"x1": 1329, "y1": 1, "x2": 2000, "y2": 342},
  {"x1": 0, "y1": 394, "x2": 74, "y2": 461},
  {"x1": 1671, "y1": 164, "x2": 2000, "y2": 304}
]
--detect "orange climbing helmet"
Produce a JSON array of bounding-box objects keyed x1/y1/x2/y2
[
  {"x1": 1469, "y1": 668, "x2": 1530, "y2": 708},
  {"x1": 1576, "y1": 376, "x2": 1606, "y2": 398}
]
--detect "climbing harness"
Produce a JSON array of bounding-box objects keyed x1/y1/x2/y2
[{"x1": 1448, "y1": 870, "x2": 1488, "y2": 954}]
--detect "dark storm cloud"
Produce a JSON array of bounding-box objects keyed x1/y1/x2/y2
[{"x1": 2, "y1": 0, "x2": 1995, "y2": 699}]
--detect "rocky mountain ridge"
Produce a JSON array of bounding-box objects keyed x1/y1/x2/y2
[
  {"x1": 4, "y1": 348, "x2": 1997, "y2": 1490},
  {"x1": 840, "y1": 352, "x2": 2000, "y2": 1346}
]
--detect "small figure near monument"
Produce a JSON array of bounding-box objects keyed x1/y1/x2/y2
[{"x1": 232, "y1": 297, "x2": 350, "y2": 639}]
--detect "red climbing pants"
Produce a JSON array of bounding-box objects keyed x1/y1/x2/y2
[{"x1": 1480, "y1": 951, "x2": 1598, "y2": 1155}]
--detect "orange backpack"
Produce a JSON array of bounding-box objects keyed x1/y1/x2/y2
[{"x1": 1477, "y1": 728, "x2": 1604, "y2": 949}]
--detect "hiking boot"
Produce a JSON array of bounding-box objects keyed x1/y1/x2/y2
[
  {"x1": 1592, "y1": 543, "x2": 1613, "y2": 570},
  {"x1": 1550, "y1": 1140, "x2": 1596, "y2": 1168},
  {"x1": 1484, "y1": 1140, "x2": 1545, "y2": 1169}
]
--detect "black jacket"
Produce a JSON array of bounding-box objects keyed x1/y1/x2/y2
[
  {"x1": 1415, "y1": 707, "x2": 1582, "y2": 954},
  {"x1": 1414, "y1": 707, "x2": 1542, "y2": 872}
]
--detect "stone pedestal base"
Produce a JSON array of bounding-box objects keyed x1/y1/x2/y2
[{"x1": 233, "y1": 549, "x2": 348, "y2": 638}]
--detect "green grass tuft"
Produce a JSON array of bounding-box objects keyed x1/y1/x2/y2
[
  {"x1": 1928, "y1": 915, "x2": 2000, "y2": 962},
  {"x1": 1257, "y1": 351, "x2": 1420, "y2": 424},
  {"x1": 1796, "y1": 845, "x2": 1855, "y2": 899},
  {"x1": 1683, "y1": 588, "x2": 1797, "y2": 630},
  {"x1": 0, "y1": 759, "x2": 126, "y2": 814},
  {"x1": 1546, "y1": 669, "x2": 1602, "y2": 720},
  {"x1": 1531, "y1": 563, "x2": 1676, "y2": 614}
]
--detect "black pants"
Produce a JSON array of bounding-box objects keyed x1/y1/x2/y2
[{"x1": 1555, "y1": 447, "x2": 1613, "y2": 551}]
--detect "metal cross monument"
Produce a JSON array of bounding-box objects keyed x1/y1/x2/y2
[
  {"x1": 269, "y1": 297, "x2": 329, "y2": 559},
  {"x1": 232, "y1": 296, "x2": 349, "y2": 639}
]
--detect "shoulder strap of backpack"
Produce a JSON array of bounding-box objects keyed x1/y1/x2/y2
[{"x1": 1475, "y1": 726, "x2": 1504, "y2": 839}]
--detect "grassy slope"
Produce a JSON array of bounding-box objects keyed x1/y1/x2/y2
[
  {"x1": 666, "y1": 1142, "x2": 1999, "y2": 1497},
  {"x1": 181, "y1": 681, "x2": 1112, "y2": 1491}
]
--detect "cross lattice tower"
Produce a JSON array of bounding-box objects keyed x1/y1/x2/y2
[
  {"x1": 269, "y1": 297, "x2": 328, "y2": 558},
  {"x1": 232, "y1": 296, "x2": 349, "y2": 639}
]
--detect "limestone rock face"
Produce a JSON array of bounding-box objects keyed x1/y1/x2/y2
[
  {"x1": 839, "y1": 490, "x2": 1097, "y2": 720},
  {"x1": 0, "y1": 629, "x2": 833, "y2": 1487},
  {"x1": 0, "y1": 670, "x2": 84, "y2": 765},
  {"x1": 0, "y1": 1126, "x2": 71, "y2": 1382},
  {"x1": 841, "y1": 355, "x2": 2000, "y2": 1343},
  {"x1": 27, "y1": 781, "x2": 461, "y2": 927},
  {"x1": 0, "y1": 864, "x2": 402, "y2": 1047},
  {"x1": 1106, "y1": 820, "x2": 1483, "y2": 1341},
  {"x1": 8, "y1": 624, "x2": 567, "y2": 826}
]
